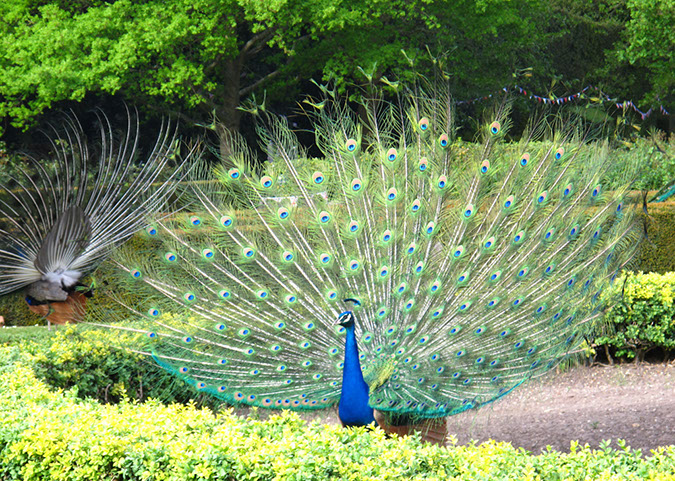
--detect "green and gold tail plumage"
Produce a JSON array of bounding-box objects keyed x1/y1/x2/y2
[{"x1": 93, "y1": 84, "x2": 642, "y2": 419}]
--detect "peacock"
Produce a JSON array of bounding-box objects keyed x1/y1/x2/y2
[
  {"x1": 92, "y1": 82, "x2": 643, "y2": 444},
  {"x1": 0, "y1": 111, "x2": 192, "y2": 326}
]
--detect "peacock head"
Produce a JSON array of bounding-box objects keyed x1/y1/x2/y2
[
  {"x1": 335, "y1": 298, "x2": 361, "y2": 327},
  {"x1": 335, "y1": 311, "x2": 356, "y2": 328}
]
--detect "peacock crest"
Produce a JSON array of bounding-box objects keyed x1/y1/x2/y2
[{"x1": 94, "y1": 83, "x2": 643, "y2": 426}]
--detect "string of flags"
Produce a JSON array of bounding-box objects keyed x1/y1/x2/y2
[{"x1": 456, "y1": 85, "x2": 670, "y2": 120}]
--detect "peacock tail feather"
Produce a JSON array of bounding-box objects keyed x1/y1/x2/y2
[{"x1": 94, "y1": 84, "x2": 643, "y2": 421}]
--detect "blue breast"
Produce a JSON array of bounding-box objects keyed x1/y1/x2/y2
[{"x1": 338, "y1": 322, "x2": 376, "y2": 426}]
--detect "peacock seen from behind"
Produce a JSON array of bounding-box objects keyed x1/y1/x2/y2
[
  {"x1": 96, "y1": 83, "x2": 643, "y2": 442},
  {"x1": 0, "y1": 112, "x2": 190, "y2": 324}
]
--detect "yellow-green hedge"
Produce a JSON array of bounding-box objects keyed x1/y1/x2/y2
[
  {"x1": 595, "y1": 271, "x2": 675, "y2": 362},
  {"x1": 2, "y1": 348, "x2": 675, "y2": 481}
]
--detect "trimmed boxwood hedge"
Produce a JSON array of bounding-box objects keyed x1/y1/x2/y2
[
  {"x1": 1, "y1": 348, "x2": 675, "y2": 481},
  {"x1": 635, "y1": 200, "x2": 675, "y2": 274}
]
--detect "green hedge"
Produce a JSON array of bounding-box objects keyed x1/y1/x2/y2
[
  {"x1": 635, "y1": 201, "x2": 675, "y2": 274},
  {"x1": 6, "y1": 326, "x2": 221, "y2": 410},
  {"x1": 604, "y1": 135, "x2": 675, "y2": 192},
  {"x1": 595, "y1": 271, "x2": 675, "y2": 362},
  {"x1": 1, "y1": 352, "x2": 675, "y2": 481}
]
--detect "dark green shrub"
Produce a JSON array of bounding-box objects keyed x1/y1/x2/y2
[{"x1": 0, "y1": 291, "x2": 45, "y2": 327}]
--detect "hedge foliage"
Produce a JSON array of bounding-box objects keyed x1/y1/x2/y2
[
  {"x1": 635, "y1": 200, "x2": 675, "y2": 274},
  {"x1": 1, "y1": 348, "x2": 675, "y2": 481},
  {"x1": 4, "y1": 326, "x2": 221, "y2": 410},
  {"x1": 596, "y1": 271, "x2": 675, "y2": 362},
  {"x1": 0, "y1": 326, "x2": 54, "y2": 346},
  {"x1": 605, "y1": 135, "x2": 675, "y2": 193}
]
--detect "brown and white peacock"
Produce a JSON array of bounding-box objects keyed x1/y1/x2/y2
[
  {"x1": 0, "y1": 112, "x2": 191, "y2": 325},
  {"x1": 92, "y1": 82, "x2": 643, "y2": 443}
]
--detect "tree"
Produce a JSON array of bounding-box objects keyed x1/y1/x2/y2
[
  {"x1": 0, "y1": 0, "x2": 555, "y2": 153},
  {"x1": 612, "y1": 0, "x2": 674, "y2": 118},
  {"x1": 0, "y1": 0, "x2": 440, "y2": 154}
]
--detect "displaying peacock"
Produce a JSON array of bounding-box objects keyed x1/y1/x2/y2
[
  {"x1": 92, "y1": 82, "x2": 643, "y2": 444},
  {"x1": 0, "y1": 111, "x2": 191, "y2": 325}
]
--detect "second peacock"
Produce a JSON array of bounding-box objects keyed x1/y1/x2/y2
[
  {"x1": 93, "y1": 82, "x2": 643, "y2": 441},
  {"x1": 0, "y1": 112, "x2": 192, "y2": 325}
]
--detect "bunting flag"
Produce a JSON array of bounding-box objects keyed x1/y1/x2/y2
[{"x1": 456, "y1": 85, "x2": 670, "y2": 120}]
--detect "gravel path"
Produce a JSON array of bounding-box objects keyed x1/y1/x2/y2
[{"x1": 447, "y1": 363, "x2": 675, "y2": 453}]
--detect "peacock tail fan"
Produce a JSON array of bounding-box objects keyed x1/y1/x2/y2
[
  {"x1": 90, "y1": 81, "x2": 643, "y2": 420},
  {"x1": 0, "y1": 109, "x2": 195, "y2": 297}
]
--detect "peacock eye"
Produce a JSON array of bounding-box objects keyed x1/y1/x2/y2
[
  {"x1": 312, "y1": 171, "x2": 325, "y2": 184},
  {"x1": 260, "y1": 176, "x2": 273, "y2": 188},
  {"x1": 464, "y1": 203, "x2": 474, "y2": 218}
]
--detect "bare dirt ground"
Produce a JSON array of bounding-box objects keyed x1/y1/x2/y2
[
  {"x1": 238, "y1": 363, "x2": 675, "y2": 453},
  {"x1": 446, "y1": 362, "x2": 675, "y2": 453}
]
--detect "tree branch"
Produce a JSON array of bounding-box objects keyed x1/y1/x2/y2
[
  {"x1": 241, "y1": 29, "x2": 276, "y2": 57},
  {"x1": 239, "y1": 70, "x2": 281, "y2": 97}
]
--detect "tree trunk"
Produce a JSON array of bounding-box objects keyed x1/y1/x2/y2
[
  {"x1": 604, "y1": 344, "x2": 614, "y2": 365},
  {"x1": 216, "y1": 57, "x2": 244, "y2": 167},
  {"x1": 635, "y1": 348, "x2": 645, "y2": 364}
]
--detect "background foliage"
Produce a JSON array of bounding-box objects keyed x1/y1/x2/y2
[{"x1": 0, "y1": 0, "x2": 672, "y2": 156}]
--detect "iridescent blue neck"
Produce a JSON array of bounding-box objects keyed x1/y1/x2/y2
[{"x1": 338, "y1": 320, "x2": 376, "y2": 427}]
